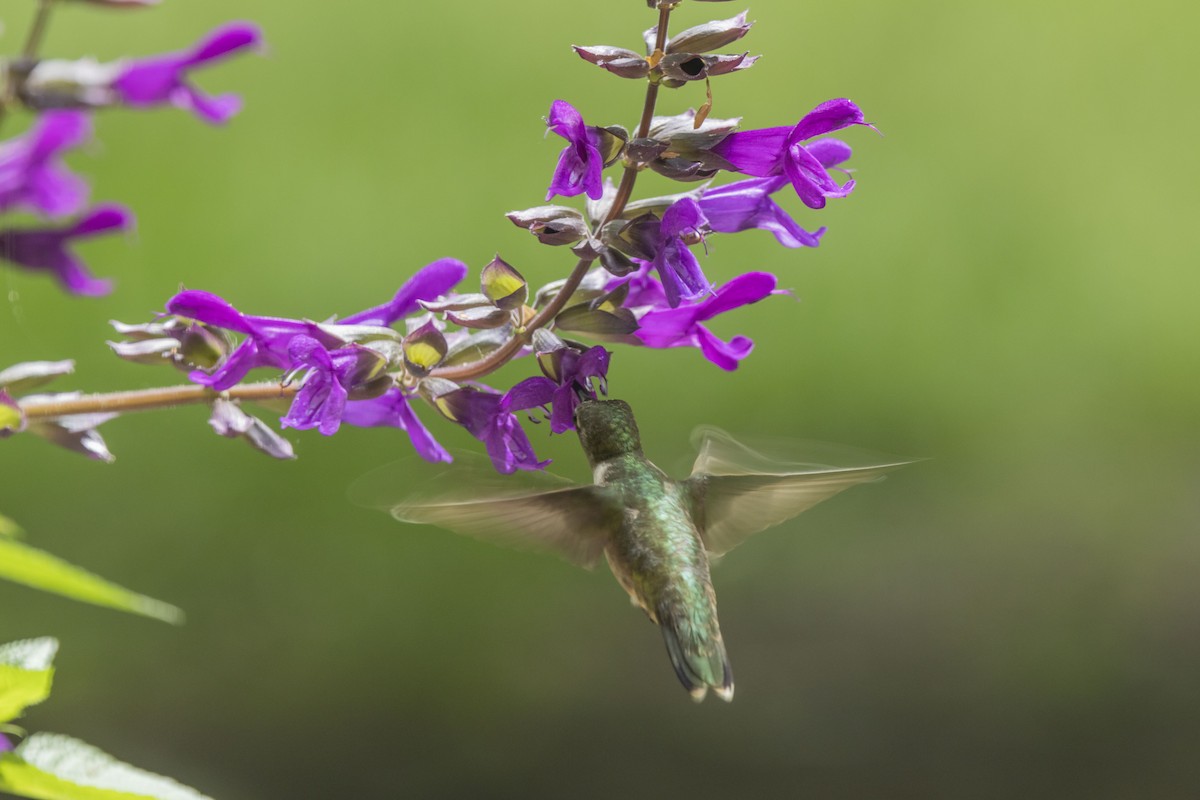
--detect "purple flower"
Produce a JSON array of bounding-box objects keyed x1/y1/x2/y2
[
  {"x1": 699, "y1": 176, "x2": 825, "y2": 248},
  {"x1": 0, "y1": 204, "x2": 133, "y2": 296},
  {"x1": 113, "y1": 22, "x2": 263, "y2": 124},
  {"x1": 632, "y1": 271, "x2": 778, "y2": 371},
  {"x1": 167, "y1": 258, "x2": 466, "y2": 390},
  {"x1": 340, "y1": 258, "x2": 468, "y2": 326},
  {"x1": 280, "y1": 336, "x2": 385, "y2": 436},
  {"x1": 545, "y1": 100, "x2": 604, "y2": 201},
  {"x1": 0, "y1": 733, "x2": 11, "y2": 752},
  {"x1": 438, "y1": 387, "x2": 549, "y2": 474},
  {"x1": 507, "y1": 345, "x2": 610, "y2": 434},
  {"x1": 166, "y1": 291, "x2": 331, "y2": 390},
  {"x1": 342, "y1": 387, "x2": 451, "y2": 464},
  {"x1": 710, "y1": 98, "x2": 868, "y2": 209},
  {"x1": 650, "y1": 197, "x2": 713, "y2": 308},
  {"x1": 0, "y1": 111, "x2": 91, "y2": 217}
]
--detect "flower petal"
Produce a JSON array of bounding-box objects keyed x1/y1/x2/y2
[
  {"x1": 787, "y1": 98, "x2": 867, "y2": 144},
  {"x1": 709, "y1": 126, "x2": 789, "y2": 176}
]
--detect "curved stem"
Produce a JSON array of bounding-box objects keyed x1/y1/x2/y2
[
  {"x1": 433, "y1": 4, "x2": 673, "y2": 384},
  {"x1": 18, "y1": 380, "x2": 295, "y2": 420},
  {"x1": 0, "y1": 0, "x2": 57, "y2": 128}
]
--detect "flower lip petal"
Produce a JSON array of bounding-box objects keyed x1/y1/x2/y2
[
  {"x1": 787, "y1": 98, "x2": 868, "y2": 145},
  {"x1": 185, "y1": 22, "x2": 264, "y2": 66}
]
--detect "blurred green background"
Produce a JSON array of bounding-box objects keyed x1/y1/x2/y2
[{"x1": 2, "y1": 0, "x2": 1199, "y2": 797}]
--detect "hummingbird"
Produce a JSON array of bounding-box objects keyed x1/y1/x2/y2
[{"x1": 388, "y1": 398, "x2": 907, "y2": 702}]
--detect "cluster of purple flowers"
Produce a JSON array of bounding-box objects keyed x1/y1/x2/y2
[
  {"x1": 4, "y1": 2, "x2": 875, "y2": 477},
  {"x1": 0, "y1": 11, "x2": 261, "y2": 296}
]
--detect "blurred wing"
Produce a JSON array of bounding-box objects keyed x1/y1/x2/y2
[
  {"x1": 352, "y1": 456, "x2": 620, "y2": 569},
  {"x1": 685, "y1": 426, "x2": 912, "y2": 557}
]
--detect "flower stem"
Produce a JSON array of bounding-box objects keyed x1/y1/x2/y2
[
  {"x1": 18, "y1": 380, "x2": 295, "y2": 420},
  {"x1": 0, "y1": 0, "x2": 56, "y2": 128},
  {"x1": 432, "y1": 4, "x2": 674, "y2": 383},
  {"x1": 23, "y1": 0, "x2": 57, "y2": 61}
]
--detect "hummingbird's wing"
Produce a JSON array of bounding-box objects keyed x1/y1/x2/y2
[
  {"x1": 684, "y1": 427, "x2": 911, "y2": 557},
  {"x1": 353, "y1": 458, "x2": 621, "y2": 569}
]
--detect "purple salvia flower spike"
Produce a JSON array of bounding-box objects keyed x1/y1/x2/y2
[
  {"x1": 0, "y1": 203, "x2": 133, "y2": 296},
  {"x1": 0, "y1": 111, "x2": 91, "y2": 217},
  {"x1": 342, "y1": 257, "x2": 468, "y2": 326},
  {"x1": 545, "y1": 100, "x2": 605, "y2": 201},
  {"x1": 342, "y1": 388, "x2": 452, "y2": 464},
  {"x1": 113, "y1": 22, "x2": 263, "y2": 124}
]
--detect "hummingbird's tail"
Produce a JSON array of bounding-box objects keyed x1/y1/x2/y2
[{"x1": 658, "y1": 604, "x2": 734, "y2": 703}]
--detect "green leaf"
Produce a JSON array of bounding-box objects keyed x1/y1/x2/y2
[
  {"x1": 0, "y1": 733, "x2": 212, "y2": 800},
  {"x1": 0, "y1": 639, "x2": 57, "y2": 724},
  {"x1": 0, "y1": 539, "x2": 183, "y2": 625}
]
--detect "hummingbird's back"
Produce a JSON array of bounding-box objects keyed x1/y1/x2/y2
[{"x1": 577, "y1": 400, "x2": 734, "y2": 702}]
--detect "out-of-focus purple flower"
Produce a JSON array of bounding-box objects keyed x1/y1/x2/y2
[
  {"x1": 507, "y1": 345, "x2": 610, "y2": 434},
  {"x1": 112, "y1": 22, "x2": 263, "y2": 124},
  {"x1": 280, "y1": 336, "x2": 387, "y2": 436},
  {"x1": 710, "y1": 98, "x2": 869, "y2": 209},
  {"x1": 545, "y1": 100, "x2": 605, "y2": 201},
  {"x1": 166, "y1": 291, "x2": 333, "y2": 390},
  {"x1": 632, "y1": 271, "x2": 778, "y2": 371},
  {"x1": 0, "y1": 110, "x2": 91, "y2": 217},
  {"x1": 651, "y1": 197, "x2": 712, "y2": 308},
  {"x1": 341, "y1": 258, "x2": 468, "y2": 326},
  {"x1": 0, "y1": 204, "x2": 133, "y2": 296},
  {"x1": 437, "y1": 387, "x2": 549, "y2": 474},
  {"x1": 0, "y1": 733, "x2": 12, "y2": 752},
  {"x1": 699, "y1": 176, "x2": 825, "y2": 248},
  {"x1": 342, "y1": 387, "x2": 451, "y2": 464}
]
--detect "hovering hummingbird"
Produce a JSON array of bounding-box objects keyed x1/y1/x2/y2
[{"x1": 388, "y1": 398, "x2": 908, "y2": 702}]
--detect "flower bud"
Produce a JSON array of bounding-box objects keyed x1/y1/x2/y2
[
  {"x1": 658, "y1": 52, "x2": 756, "y2": 84},
  {"x1": 0, "y1": 391, "x2": 25, "y2": 436},
  {"x1": 108, "y1": 319, "x2": 233, "y2": 370},
  {"x1": 555, "y1": 285, "x2": 639, "y2": 338},
  {"x1": 442, "y1": 327, "x2": 512, "y2": 368},
  {"x1": 10, "y1": 58, "x2": 122, "y2": 110},
  {"x1": 402, "y1": 320, "x2": 449, "y2": 378},
  {"x1": 418, "y1": 293, "x2": 495, "y2": 313},
  {"x1": 208, "y1": 398, "x2": 295, "y2": 460},
  {"x1": 572, "y1": 46, "x2": 650, "y2": 79},
  {"x1": 506, "y1": 206, "x2": 590, "y2": 246},
  {"x1": 480, "y1": 256, "x2": 528, "y2": 311},
  {"x1": 446, "y1": 305, "x2": 512, "y2": 329},
  {"x1": 595, "y1": 126, "x2": 630, "y2": 168},
  {"x1": 0, "y1": 360, "x2": 75, "y2": 396},
  {"x1": 665, "y1": 12, "x2": 753, "y2": 54},
  {"x1": 601, "y1": 213, "x2": 661, "y2": 261}
]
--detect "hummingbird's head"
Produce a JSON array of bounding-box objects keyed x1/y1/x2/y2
[{"x1": 575, "y1": 399, "x2": 642, "y2": 465}]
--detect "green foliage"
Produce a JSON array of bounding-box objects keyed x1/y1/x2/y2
[
  {"x1": 0, "y1": 639, "x2": 56, "y2": 724},
  {"x1": 0, "y1": 531, "x2": 182, "y2": 625},
  {"x1": 0, "y1": 734, "x2": 212, "y2": 800},
  {"x1": 0, "y1": 641, "x2": 212, "y2": 800}
]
